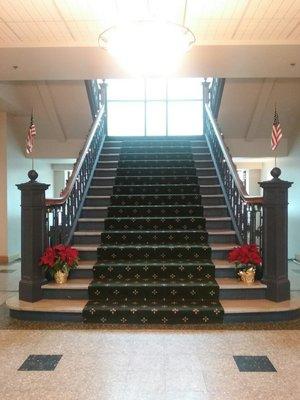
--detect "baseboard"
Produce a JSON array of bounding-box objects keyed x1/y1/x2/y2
[
  {"x1": 0, "y1": 254, "x2": 20, "y2": 264},
  {"x1": 0, "y1": 255, "x2": 8, "y2": 264}
]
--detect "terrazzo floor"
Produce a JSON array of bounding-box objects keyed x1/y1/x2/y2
[{"x1": 0, "y1": 260, "x2": 299, "y2": 399}]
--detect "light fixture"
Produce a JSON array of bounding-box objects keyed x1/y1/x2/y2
[{"x1": 98, "y1": 19, "x2": 195, "y2": 76}]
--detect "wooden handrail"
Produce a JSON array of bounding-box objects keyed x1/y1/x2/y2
[
  {"x1": 45, "y1": 106, "x2": 105, "y2": 207},
  {"x1": 205, "y1": 103, "x2": 263, "y2": 205}
]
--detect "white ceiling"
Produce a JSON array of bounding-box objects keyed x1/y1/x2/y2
[
  {"x1": 0, "y1": 1, "x2": 299, "y2": 79},
  {"x1": 0, "y1": 0, "x2": 299, "y2": 47}
]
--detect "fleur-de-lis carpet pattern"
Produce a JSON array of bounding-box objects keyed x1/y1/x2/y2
[{"x1": 83, "y1": 139, "x2": 224, "y2": 324}]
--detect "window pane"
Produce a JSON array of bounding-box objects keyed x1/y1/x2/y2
[
  {"x1": 146, "y1": 78, "x2": 167, "y2": 100},
  {"x1": 108, "y1": 102, "x2": 144, "y2": 136},
  {"x1": 168, "y1": 101, "x2": 203, "y2": 135},
  {"x1": 168, "y1": 78, "x2": 202, "y2": 100},
  {"x1": 146, "y1": 101, "x2": 166, "y2": 136},
  {"x1": 107, "y1": 79, "x2": 144, "y2": 100}
]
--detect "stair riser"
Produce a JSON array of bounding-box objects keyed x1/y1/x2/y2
[
  {"x1": 73, "y1": 235, "x2": 101, "y2": 245},
  {"x1": 198, "y1": 186, "x2": 222, "y2": 195},
  {"x1": 102, "y1": 148, "x2": 121, "y2": 154},
  {"x1": 97, "y1": 247, "x2": 212, "y2": 262},
  {"x1": 208, "y1": 234, "x2": 236, "y2": 244},
  {"x1": 206, "y1": 220, "x2": 232, "y2": 229},
  {"x1": 203, "y1": 208, "x2": 228, "y2": 217},
  {"x1": 42, "y1": 287, "x2": 266, "y2": 301},
  {"x1": 94, "y1": 169, "x2": 117, "y2": 177},
  {"x1": 219, "y1": 288, "x2": 267, "y2": 300},
  {"x1": 92, "y1": 177, "x2": 115, "y2": 185},
  {"x1": 77, "y1": 221, "x2": 105, "y2": 231},
  {"x1": 71, "y1": 267, "x2": 236, "y2": 280},
  {"x1": 100, "y1": 231, "x2": 208, "y2": 245},
  {"x1": 109, "y1": 194, "x2": 202, "y2": 206},
  {"x1": 212, "y1": 249, "x2": 231, "y2": 259},
  {"x1": 116, "y1": 168, "x2": 197, "y2": 176},
  {"x1": 78, "y1": 250, "x2": 97, "y2": 260},
  {"x1": 74, "y1": 233, "x2": 235, "y2": 246},
  {"x1": 104, "y1": 218, "x2": 206, "y2": 231},
  {"x1": 89, "y1": 285, "x2": 219, "y2": 302},
  {"x1": 77, "y1": 249, "x2": 230, "y2": 261},
  {"x1": 97, "y1": 161, "x2": 118, "y2": 168},
  {"x1": 120, "y1": 154, "x2": 194, "y2": 161},
  {"x1": 84, "y1": 197, "x2": 111, "y2": 207},
  {"x1": 193, "y1": 154, "x2": 212, "y2": 161},
  {"x1": 88, "y1": 187, "x2": 113, "y2": 196},
  {"x1": 107, "y1": 206, "x2": 203, "y2": 218},
  {"x1": 92, "y1": 176, "x2": 219, "y2": 186},
  {"x1": 118, "y1": 161, "x2": 195, "y2": 168},
  {"x1": 113, "y1": 185, "x2": 200, "y2": 195},
  {"x1": 196, "y1": 169, "x2": 217, "y2": 177},
  {"x1": 93, "y1": 263, "x2": 215, "y2": 280},
  {"x1": 81, "y1": 209, "x2": 108, "y2": 218},
  {"x1": 83, "y1": 310, "x2": 223, "y2": 324},
  {"x1": 201, "y1": 196, "x2": 225, "y2": 206},
  {"x1": 194, "y1": 161, "x2": 214, "y2": 168},
  {"x1": 120, "y1": 146, "x2": 209, "y2": 154}
]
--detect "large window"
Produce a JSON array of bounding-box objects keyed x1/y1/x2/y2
[{"x1": 105, "y1": 78, "x2": 204, "y2": 136}]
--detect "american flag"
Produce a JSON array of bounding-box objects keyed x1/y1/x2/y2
[
  {"x1": 271, "y1": 107, "x2": 283, "y2": 151},
  {"x1": 25, "y1": 113, "x2": 36, "y2": 154}
]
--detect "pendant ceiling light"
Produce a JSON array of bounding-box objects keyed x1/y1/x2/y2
[{"x1": 98, "y1": 2, "x2": 195, "y2": 76}]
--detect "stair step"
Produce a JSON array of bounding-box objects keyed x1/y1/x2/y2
[{"x1": 7, "y1": 296, "x2": 300, "y2": 323}]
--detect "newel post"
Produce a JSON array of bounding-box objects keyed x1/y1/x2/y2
[
  {"x1": 259, "y1": 167, "x2": 292, "y2": 301},
  {"x1": 17, "y1": 170, "x2": 50, "y2": 302}
]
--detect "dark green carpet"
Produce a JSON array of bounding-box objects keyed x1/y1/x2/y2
[{"x1": 83, "y1": 138, "x2": 224, "y2": 324}]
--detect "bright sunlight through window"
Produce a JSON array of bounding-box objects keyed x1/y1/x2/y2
[{"x1": 105, "y1": 78, "x2": 205, "y2": 137}]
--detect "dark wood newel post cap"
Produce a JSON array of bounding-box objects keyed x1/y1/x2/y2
[{"x1": 28, "y1": 169, "x2": 38, "y2": 182}]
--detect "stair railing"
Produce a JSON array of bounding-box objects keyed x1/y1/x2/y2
[
  {"x1": 203, "y1": 81, "x2": 263, "y2": 248},
  {"x1": 45, "y1": 80, "x2": 107, "y2": 246}
]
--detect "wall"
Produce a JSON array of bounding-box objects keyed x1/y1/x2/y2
[
  {"x1": 261, "y1": 133, "x2": 300, "y2": 259},
  {"x1": 0, "y1": 113, "x2": 8, "y2": 262},
  {"x1": 6, "y1": 115, "x2": 54, "y2": 261}
]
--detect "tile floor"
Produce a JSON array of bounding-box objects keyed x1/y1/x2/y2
[{"x1": 0, "y1": 260, "x2": 299, "y2": 399}]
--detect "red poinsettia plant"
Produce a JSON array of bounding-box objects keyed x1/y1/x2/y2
[
  {"x1": 39, "y1": 244, "x2": 79, "y2": 277},
  {"x1": 228, "y1": 244, "x2": 262, "y2": 272}
]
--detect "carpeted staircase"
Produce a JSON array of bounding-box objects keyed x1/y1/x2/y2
[{"x1": 83, "y1": 138, "x2": 224, "y2": 324}]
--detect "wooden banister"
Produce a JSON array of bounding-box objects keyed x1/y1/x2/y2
[
  {"x1": 205, "y1": 104, "x2": 263, "y2": 206},
  {"x1": 45, "y1": 106, "x2": 104, "y2": 207}
]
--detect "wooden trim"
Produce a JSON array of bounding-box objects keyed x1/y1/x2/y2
[{"x1": 0, "y1": 256, "x2": 9, "y2": 264}]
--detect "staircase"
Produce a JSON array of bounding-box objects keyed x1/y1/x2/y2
[
  {"x1": 81, "y1": 137, "x2": 225, "y2": 324},
  {"x1": 38, "y1": 134, "x2": 262, "y2": 325}
]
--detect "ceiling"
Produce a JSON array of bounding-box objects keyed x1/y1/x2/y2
[
  {"x1": 0, "y1": 80, "x2": 92, "y2": 143},
  {"x1": 0, "y1": 1, "x2": 299, "y2": 80},
  {"x1": 218, "y1": 78, "x2": 300, "y2": 148},
  {"x1": 0, "y1": 0, "x2": 299, "y2": 47}
]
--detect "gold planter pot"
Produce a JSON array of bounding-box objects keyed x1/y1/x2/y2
[
  {"x1": 238, "y1": 267, "x2": 256, "y2": 284},
  {"x1": 54, "y1": 270, "x2": 69, "y2": 284}
]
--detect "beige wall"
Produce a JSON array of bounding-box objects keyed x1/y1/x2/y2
[
  {"x1": 0, "y1": 112, "x2": 8, "y2": 262},
  {"x1": 261, "y1": 134, "x2": 300, "y2": 259},
  {"x1": 0, "y1": 113, "x2": 55, "y2": 262}
]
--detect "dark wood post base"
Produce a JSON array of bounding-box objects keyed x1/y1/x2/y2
[
  {"x1": 17, "y1": 170, "x2": 50, "y2": 302},
  {"x1": 259, "y1": 167, "x2": 292, "y2": 302}
]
